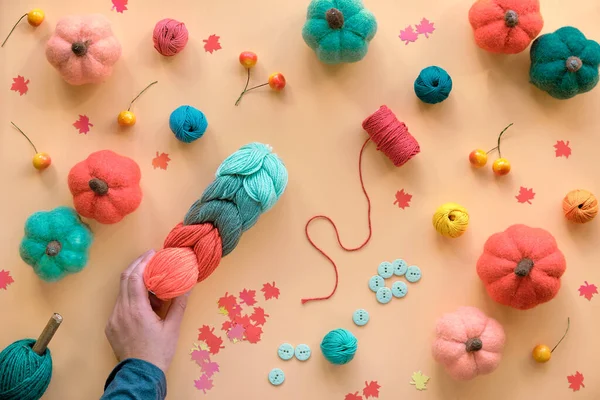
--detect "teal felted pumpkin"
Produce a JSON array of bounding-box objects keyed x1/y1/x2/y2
[
  {"x1": 530, "y1": 27, "x2": 600, "y2": 99},
  {"x1": 20, "y1": 207, "x2": 93, "y2": 282},
  {"x1": 302, "y1": 0, "x2": 377, "y2": 64}
]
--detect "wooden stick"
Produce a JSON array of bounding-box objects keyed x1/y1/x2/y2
[{"x1": 32, "y1": 313, "x2": 63, "y2": 356}]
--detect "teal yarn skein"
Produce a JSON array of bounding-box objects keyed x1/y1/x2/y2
[
  {"x1": 169, "y1": 105, "x2": 208, "y2": 143},
  {"x1": 0, "y1": 339, "x2": 52, "y2": 400},
  {"x1": 320, "y1": 328, "x2": 358, "y2": 365},
  {"x1": 414, "y1": 66, "x2": 453, "y2": 104}
]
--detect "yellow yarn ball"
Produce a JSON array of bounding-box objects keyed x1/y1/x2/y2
[{"x1": 433, "y1": 203, "x2": 469, "y2": 238}]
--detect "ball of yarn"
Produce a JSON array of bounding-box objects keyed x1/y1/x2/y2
[
  {"x1": 414, "y1": 66, "x2": 453, "y2": 104},
  {"x1": 320, "y1": 328, "x2": 358, "y2": 365},
  {"x1": 169, "y1": 105, "x2": 208, "y2": 143},
  {"x1": 0, "y1": 339, "x2": 52, "y2": 400},
  {"x1": 433, "y1": 203, "x2": 469, "y2": 238},
  {"x1": 152, "y1": 18, "x2": 189, "y2": 56},
  {"x1": 563, "y1": 189, "x2": 598, "y2": 223}
]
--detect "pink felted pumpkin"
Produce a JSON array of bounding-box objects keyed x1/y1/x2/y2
[
  {"x1": 46, "y1": 14, "x2": 122, "y2": 85},
  {"x1": 432, "y1": 307, "x2": 505, "y2": 381}
]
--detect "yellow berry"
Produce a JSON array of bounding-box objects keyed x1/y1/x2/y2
[
  {"x1": 27, "y1": 9, "x2": 45, "y2": 27},
  {"x1": 532, "y1": 344, "x2": 552, "y2": 363},
  {"x1": 492, "y1": 158, "x2": 511, "y2": 176},
  {"x1": 469, "y1": 149, "x2": 487, "y2": 168},
  {"x1": 117, "y1": 111, "x2": 136, "y2": 126},
  {"x1": 32, "y1": 152, "x2": 51, "y2": 170}
]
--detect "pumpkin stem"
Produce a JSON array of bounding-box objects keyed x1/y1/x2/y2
[
  {"x1": 11, "y1": 122, "x2": 38, "y2": 153},
  {"x1": 504, "y1": 10, "x2": 519, "y2": 28},
  {"x1": 326, "y1": 8, "x2": 345, "y2": 30},
  {"x1": 72, "y1": 40, "x2": 91, "y2": 57},
  {"x1": 45, "y1": 240, "x2": 62, "y2": 257},
  {"x1": 1, "y1": 13, "x2": 28, "y2": 48},
  {"x1": 89, "y1": 178, "x2": 109, "y2": 195},
  {"x1": 515, "y1": 257, "x2": 534, "y2": 277},
  {"x1": 566, "y1": 56, "x2": 583, "y2": 73},
  {"x1": 465, "y1": 338, "x2": 483, "y2": 352}
]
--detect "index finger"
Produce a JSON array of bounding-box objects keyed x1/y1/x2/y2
[
  {"x1": 127, "y1": 250, "x2": 156, "y2": 310},
  {"x1": 120, "y1": 250, "x2": 155, "y2": 299}
]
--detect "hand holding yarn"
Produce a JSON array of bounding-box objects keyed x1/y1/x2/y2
[
  {"x1": 117, "y1": 81, "x2": 158, "y2": 127},
  {"x1": 468, "y1": 123, "x2": 514, "y2": 176},
  {"x1": 152, "y1": 18, "x2": 189, "y2": 56},
  {"x1": 235, "y1": 51, "x2": 286, "y2": 106},
  {"x1": 11, "y1": 122, "x2": 51, "y2": 171},
  {"x1": 1, "y1": 8, "x2": 45, "y2": 48}
]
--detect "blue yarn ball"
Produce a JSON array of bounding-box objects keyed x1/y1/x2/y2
[
  {"x1": 169, "y1": 105, "x2": 208, "y2": 143},
  {"x1": 0, "y1": 339, "x2": 52, "y2": 400},
  {"x1": 320, "y1": 328, "x2": 358, "y2": 365},
  {"x1": 414, "y1": 66, "x2": 453, "y2": 104}
]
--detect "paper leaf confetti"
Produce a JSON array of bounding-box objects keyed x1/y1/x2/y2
[
  {"x1": 244, "y1": 324, "x2": 263, "y2": 344},
  {"x1": 232, "y1": 314, "x2": 251, "y2": 329},
  {"x1": 393, "y1": 189, "x2": 412, "y2": 209},
  {"x1": 218, "y1": 307, "x2": 229, "y2": 316},
  {"x1": 363, "y1": 381, "x2": 381, "y2": 398},
  {"x1": 410, "y1": 371, "x2": 430, "y2": 391},
  {"x1": 199, "y1": 360, "x2": 220, "y2": 378},
  {"x1": 203, "y1": 34, "x2": 222, "y2": 53},
  {"x1": 227, "y1": 324, "x2": 245, "y2": 342},
  {"x1": 554, "y1": 140, "x2": 571, "y2": 158},
  {"x1": 516, "y1": 187, "x2": 535, "y2": 204},
  {"x1": 579, "y1": 281, "x2": 598, "y2": 301},
  {"x1": 399, "y1": 26, "x2": 418, "y2": 45},
  {"x1": 239, "y1": 289, "x2": 257, "y2": 306},
  {"x1": 152, "y1": 152, "x2": 171, "y2": 170},
  {"x1": 261, "y1": 282, "x2": 280, "y2": 300},
  {"x1": 250, "y1": 307, "x2": 269, "y2": 326},
  {"x1": 198, "y1": 325, "x2": 225, "y2": 355},
  {"x1": 415, "y1": 18, "x2": 435, "y2": 38},
  {"x1": 10, "y1": 76, "x2": 29, "y2": 96},
  {"x1": 111, "y1": 0, "x2": 128, "y2": 13},
  {"x1": 195, "y1": 374, "x2": 214, "y2": 394},
  {"x1": 218, "y1": 292, "x2": 237, "y2": 311},
  {"x1": 0, "y1": 270, "x2": 14, "y2": 290},
  {"x1": 345, "y1": 392, "x2": 363, "y2": 400},
  {"x1": 567, "y1": 371, "x2": 585, "y2": 391},
  {"x1": 191, "y1": 349, "x2": 210, "y2": 365},
  {"x1": 73, "y1": 115, "x2": 93, "y2": 134}
]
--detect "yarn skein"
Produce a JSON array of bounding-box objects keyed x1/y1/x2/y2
[
  {"x1": 169, "y1": 105, "x2": 208, "y2": 143},
  {"x1": 321, "y1": 328, "x2": 358, "y2": 365},
  {"x1": 563, "y1": 189, "x2": 598, "y2": 223},
  {"x1": 143, "y1": 143, "x2": 288, "y2": 300},
  {"x1": 414, "y1": 66, "x2": 453, "y2": 104},
  {"x1": 302, "y1": 105, "x2": 420, "y2": 304},
  {"x1": 153, "y1": 18, "x2": 188, "y2": 56},
  {"x1": 433, "y1": 203, "x2": 469, "y2": 238}
]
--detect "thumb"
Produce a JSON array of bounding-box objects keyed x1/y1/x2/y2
[{"x1": 164, "y1": 292, "x2": 190, "y2": 330}]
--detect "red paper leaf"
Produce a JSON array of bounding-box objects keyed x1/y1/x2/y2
[
  {"x1": 393, "y1": 189, "x2": 412, "y2": 209},
  {"x1": 244, "y1": 324, "x2": 263, "y2": 344},
  {"x1": 415, "y1": 18, "x2": 435, "y2": 38},
  {"x1": 227, "y1": 324, "x2": 245, "y2": 341},
  {"x1": 207, "y1": 337, "x2": 225, "y2": 355},
  {"x1": 261, "y1": 282, "x2": 280, "y2": 300},
  {"x1": 363, "y1": 381, "x2": 381, "y2": 398},
  {"x1": 203, "y1": 34, "x2": 222, "y2": 53},
  {"x1": 152, "y1": 152, "x2": 171, "y2": 170},
  {"x1": 345, "y1": 392, "x2": 363, "y2": 400},
  {"x1": 199, "y1": 360, "x2": 220, "y2": 378},
  {"x1": 191, "y1": 349, "x2": 210, "y2": 365},
  {"x1": 0, "y1": 270, "x2": 14, "y2": 290},
  {"x1": 227, "y1": 304, "x2": 242, "y2": 319},
  {"x1": 239, "y1": 288, "x2": 257, "y2": 306},
  {"x1": 10, "y1": 75, "x2": 29, "y2": 96},
  {"x1": 554, "y1": 140, "x2": 571, "y2": 158},
  {"x1": 221, "y1": 320, "x2": 232, "y2": 332},
  {"x1": 250, "y1": 307, "x2": 269, "y2": 326},
  {"x1": 73, "y1": 115, "x2": 94, "y2": 134},
  {"x1": 111, "y1": 0, "x2": 128, "y2": 13},
  {"x1": 516, "y1": 187, "x2": 535, "y2": 204},
  {"x1": 578, "y1": 281, "x2": 598, "y2": 301},
  {"x1": 197, "y1": 325, "x2": 224, "y2": 354},
  {"x1": 198, "y1": 325, "x2": 215, "y2": 342},
  {"x1": 399, "y1": 26, "x2": 418, "y2": 45},
  {"x1": 217, "y1": 292, "x2": 238, "y2": 313},
  {"x1": 231, "y1": 314, "x2": 251, "y2": 329},
  {"x1": 567, "y1": 371, "x2": 585, "y2": 391},
  {"x1": 194, "y1": 374, "x2": 214, "y2": 394}
]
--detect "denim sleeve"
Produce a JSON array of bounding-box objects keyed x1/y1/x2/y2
[{"x1": 101, "y1": 358, "x2": 167, "y2": 400}]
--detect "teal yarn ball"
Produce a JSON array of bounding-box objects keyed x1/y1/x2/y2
[
  {"x1": 414, "y1": 66, "x2": 453, "y2": 104},
  {"x1": 0, "y1": 339, "x2": 52, "y2": 400},
  {"x1": 169, "y1": 105, "x2": 208, "y2": 143},
  {"x1": 320, "y1": 328, "x2": 358, "y2": 365}
]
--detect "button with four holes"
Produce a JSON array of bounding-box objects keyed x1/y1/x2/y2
[
  {"x1": 277, "y1": 343, "x2": 294, "y2": 361},
  {"x1": 377, "y1": 261, "x2": 394, "y2": 279},
  {"x1": 268, "y1": 368, "x2": 285, "y2": 386},
  {"x1": 295, "y1": 344, "x2": 311, "y2": 361},
  {"x1": 369, "y1": 275, "x2": 385, "y2": 292},
  {"x1": 406, "y1": 265, "x2": 422, "y2": 283},
  {"x1": 352, "y1": 309, "x2": 370, "y2": 326}
]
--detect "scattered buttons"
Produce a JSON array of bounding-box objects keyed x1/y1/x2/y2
[
  {"x1": 268, "y1": 368, "x2": 285, "y2": 386},
  {"x1": 369, "y1": 275, "x2": 385, "y2": 292},
  {"x1": 377, "y1": 261, "x2": 394, "y2": 279},
  {"x1": 352, "y1": 309, "x2": 370, "y2": 326},
  {"x1": 392, "y1": 259, "x2": 408, "y2": 276},
  {"x1": 277, "y1": 343, "x2": 294, "y2": 361},
  {"x1": 406, "y1": 265, "x2": 422, "y2": 283},
  {"x1": 392, "y1": 281, "x2": 408, "y2": 298},
  {"x1": 295, "y1": 344, "x2": 311, "y2": 361},
  {"x1": 376, "y1": 287, "x2": 392, "y2": 304}
]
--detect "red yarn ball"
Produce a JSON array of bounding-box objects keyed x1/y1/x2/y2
[{"x1": 152, "y1": 18, "x2": 189, "y2": 57}]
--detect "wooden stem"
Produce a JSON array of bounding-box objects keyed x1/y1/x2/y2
[{"x1": 32, "y1": 313, "x2": 63, "y2": 355}]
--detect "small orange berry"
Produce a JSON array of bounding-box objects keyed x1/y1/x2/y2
[
  {"x1": 469, "y1": 149, "x2": 488, "y2": 168},
  {"x1": 492, "y1": 158, "x2": 511, "y2": 176},
  {"x1": 118, "y1": 110, "x2": 136, "y2": 126},
  {"x1": 532, "y1": 344, "x2": 552, "y2": 363},
  {"x1": 32, "y1": 152, "x2": 51, "y2": 170},
  {"x1": 268, "y1": 73, "x2": 286, "y2": 91},
  {"x1": 27, "y1": 9, "x2": 45, "y2": 27},
  {"x1": 239, "y1": 51, "x2": 258, "y2": 68}
]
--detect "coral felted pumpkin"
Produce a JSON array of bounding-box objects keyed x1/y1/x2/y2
[
  {"x1": 477, "y1": 224, "x2": 566, "y2": 310},
  {"x1": 468, "y1": 0, "x2": 543, "y2": 54},
  {"x1": 68, "y1": 150, "x2": 142, "y2": 224},
  {"x1": 20, "y1": 206, "x2": 93, "y2": 282},
  {"x1": 432, "y1": 307, "x2": 505, "y2": 381},
  {"x1": 46, "y1": 14, "x2": 122, "y2": 85},
  {"x1": 302, "y1": 0, "x2": 377, "y2": 64},
  {"x1": 530, "y1": 27, "x2": 600, "y2": 99}
]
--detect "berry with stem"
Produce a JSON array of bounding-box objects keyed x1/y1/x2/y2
[
  {"x1": 2, "y1": 9, "x2": 45, "y2": 48},
  {"x1": 117, "y1": 81, "x2": 158, "y2": 127},
  {"x1": 532, "y1": 317, "x2": 570, "y2": 363},
  {"x1": 11, "y1": 122, "x2": 51, "y2": 170},
  {"x1": 235, "y1": 72, "x2": 286, "y2": 106},
  {"x1": 468, "y1": 123, "x2": 514, "y2": 174}
]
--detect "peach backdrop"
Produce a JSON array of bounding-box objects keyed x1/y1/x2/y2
[{"x1": 1, "y1": 0, "x2": 600, "y2": 399}]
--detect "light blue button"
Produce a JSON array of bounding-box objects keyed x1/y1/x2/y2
[
  {"x1": 268, "y1": 368, "x2": 285, "y2": 386},
  {"x1": 277, "y1": 343, "x2": 294, "y2": 361},
  {"x1": 406, "y1": 265, "x2": 422, "y2": 283},
  {"x1": 352, "y1": 309, "x2": 370, "y2": 326},
  {"x1": 295, "y1": 344, "x2": 311, "y2": 361},
  {"x1": 392, "y1": 281, "x2": 408, "y2": 298},
  {"x1": 377, "y1": 261, "x2": 393, "y2": 279},
  {"x1": 376, "y1": 287, "x2": 392, "y2": 304},
  {"x1": 369, "y1": 275, "x2": 384, "y2": 292},
  {"x1": 392, "y1": 259, "x2": 408, "y2": 276}
]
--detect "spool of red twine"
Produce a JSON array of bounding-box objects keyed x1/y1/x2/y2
[
  {"x1": 153, "y1": 18, "x2": 189, "y2": 57},
  {"x1": 302, "y1": 105, "x2": 420, "y2": 304}
]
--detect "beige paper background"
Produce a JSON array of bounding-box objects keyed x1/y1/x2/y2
[{"x1": 1, "y1": 0, "x2": 600, "y2": 398}]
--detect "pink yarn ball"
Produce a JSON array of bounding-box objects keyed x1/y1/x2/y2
[{"x1": 153, "y1": 18, "x2": 188, "y2": 56}]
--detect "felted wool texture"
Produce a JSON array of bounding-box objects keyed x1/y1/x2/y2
[
  {"x1": 468, "y1": 0, "x2": 543, "y2": 54},
  {"x1": 476, "y1": 224, "x2": 566, "y2": 310},
  {"x1": 0, "y1": 339, "x2": 52, "y2": 400},
  {"x1": 19, "y1": 207, "x2": 93, "y2": 282},
  {"x1": 302, "y1": 0, "x2": 377, "y2": 64},
  {"x1": 530, "y1": 26, "x2": 600, "y2": 99},
  {"x1": 432, "y1": 306, "x2": 505, "y2": 381},
  {"x1": 45, "y1": 14, "x2": 122, "y2": 85}
]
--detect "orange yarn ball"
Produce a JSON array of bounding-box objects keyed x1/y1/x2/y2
[{"x1": 563, "y1": 189, "x2": 598, "y2": 224}]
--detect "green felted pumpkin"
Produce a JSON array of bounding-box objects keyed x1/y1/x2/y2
[
  {"x1": 530, "y1": 27, "x2": 600, "y2": 99},
  {"x1": 302, "y1": 0, "x2": 377, "y2": 64},
  {"x1": 20, "y1": 206, "x2": 93, "y2": 282}
]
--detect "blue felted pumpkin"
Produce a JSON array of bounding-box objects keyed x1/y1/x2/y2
[
  {"x1": 302, "y1": 0, "x2": 377, "y2": 64},
  {"x1": 530, "y1": 27, "x2": 600, "y2": 99}
]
